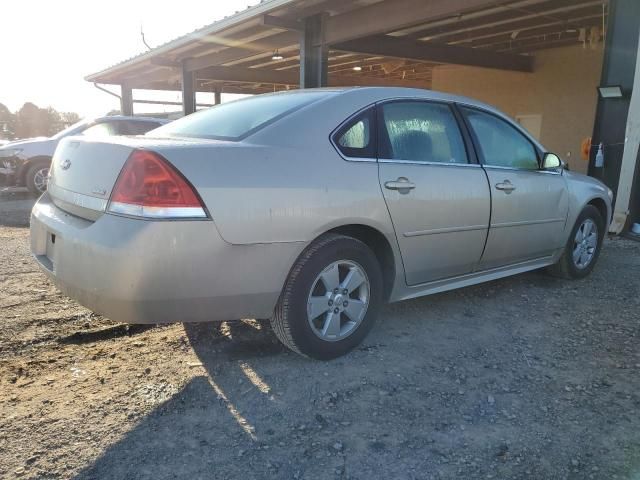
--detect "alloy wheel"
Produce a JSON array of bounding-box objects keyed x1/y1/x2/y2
[
  {"x1": 572, "y1": 218, "x2": 598, "y2": 269},
  {"x1": 307, "y1": 260, "x2": 370, "y2": 342},
  {"x1": 33, "y1": 167, "x2": 49, "y2": 192}
]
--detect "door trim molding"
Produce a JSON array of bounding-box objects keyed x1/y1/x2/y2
[
  {"x1": 379, "y1": 159, "x2": 481, "y2": 168},
  {"x1": 404, "y1": 224, "x2": 487, "y2": 237},
  {"x1": 392, "y1": 255, "x2": 558, "y2": 303},
  {"x1": 491, "y1": 217, "x2": 565, "y2": 229}
]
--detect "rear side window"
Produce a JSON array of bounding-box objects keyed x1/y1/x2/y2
[
  {"x1": 148, "y1": 91, "x2": 332, "y2": 141},
  {"x1": 121, "y1": 120, "x2": 163, "y2": 135},
  {"x1": 333, "y1": 108, "x2": 376, "y2": 159},
  {"x1": 378, "y1": 101, "x2": 468, "y2": 164},
  {"x1": 462, "y1": 107, "x2": 539, "y2": 170},
  {"x1": 80, "y1": 122, "x2": 117, "y2": 137}
]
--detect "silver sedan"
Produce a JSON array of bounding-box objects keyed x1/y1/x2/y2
[{"x1": 30, "y1": 87, "x2": 612, "y2": 359}]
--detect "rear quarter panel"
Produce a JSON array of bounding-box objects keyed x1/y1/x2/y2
[{"x1": 162, "y1": 92, "x2": 397, "y2": 247}]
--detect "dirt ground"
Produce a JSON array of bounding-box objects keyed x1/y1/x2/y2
[{"x1": 1, "y1": 189, "x2": 640, "y2": 480}]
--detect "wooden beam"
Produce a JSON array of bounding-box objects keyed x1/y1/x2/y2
[
  {"x1": 150, "y1": 58, "x2": 180, "y2": 68},
  {"x1": 196, "y1": 65, "x2": 298, "y2": 84},
  {"x1": 120, "y1": 84, "x2": 133, "y2": 116},
  {"x1": 181, "y1": 63, "x2": 196, "y2": 115},
  {"x1": 333, "y1": 34, "x2": 534, "y2": 72},
  {"x1": 184, "y1": 31, "x2": 299, "y2": 72},
  {"x1": 328, "y1": 75, "x2": 430, "y2": 89},
  {"x1": 466, "y1": 16, "x2": 603, "y2": 49},
  {"x1": 406, "y1": 0, "x2": 603, "y2": 41},
  {"x1": 500, "y1": 37, "x2": 582, "y2": 55},
  {"x1": 120, "y1": 67, "x2": 180, "y2": 89},
  {"x1": 194, "y1": 64, "x2": 430, "y2": 88},
  {"x1": 439, "y1": 6, "x2": 604, "y2": 45},
  {"x1": 324, "y1": 0, "x2": 499, "y2": 45},
  {"x1": 261, "y1": 14, "x2": 302, "y2": 32},
  {"x1": 300, "y1": 13, "x2": 328, "y2": 88}
]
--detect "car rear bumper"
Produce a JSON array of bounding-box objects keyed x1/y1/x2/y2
[{"x1": 30, "y1": 193, "x2": 304, "y2": 324}]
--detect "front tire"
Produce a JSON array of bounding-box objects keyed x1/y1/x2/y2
[
  {"x1": 548, "y1": 205, "x2": 605, "y2": 279},
  {"x1": 26, "y1": 162, "x2": 50, "y2": 195},
  {"x1": 271, "y1": 234, "x2": 383, "y2": 360}
]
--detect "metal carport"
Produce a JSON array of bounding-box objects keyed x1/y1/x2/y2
[
  {"x1": 85, "y1": 0, "x2": 605, "y2": 114},
  {"x1": 86, "y1": 0, "x2": 640, "y2": 233}
]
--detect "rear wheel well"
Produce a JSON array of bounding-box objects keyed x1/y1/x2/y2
[
  {"x1": 327, "y1": 224, "x2": 396, "y2": 301},
  {"x1": 20, "y1": 156, "x2": 51, "y2": 185},
  {"x1": 587, "y1": 197, "x2": 608, "y2": 225}
]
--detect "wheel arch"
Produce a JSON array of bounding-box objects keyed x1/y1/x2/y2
[
  {"x1": 19, "y1": 155, "x2": 52, "y2": 185},
  {"x1": 586, "y1": 196, "x2": 610, "y2": 226},
  {"x1": 324, "y1": 223, "x2": 397, "y2": 302}
]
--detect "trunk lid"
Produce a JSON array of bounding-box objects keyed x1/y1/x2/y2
[
  {"x1": 48, "y1": 137, "x2": 137, "y2": 220},
  {"x1": 48, "y1": 136, "x2": 234, "y2": 220}
]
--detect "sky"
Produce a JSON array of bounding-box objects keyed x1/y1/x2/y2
[{"x1": 0, "y1": 0, "x2": 258, "y2": 118}]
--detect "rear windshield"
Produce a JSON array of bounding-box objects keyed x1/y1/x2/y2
[{"x1": 147, "y1": 91, "x2": 333, "y2": 141}]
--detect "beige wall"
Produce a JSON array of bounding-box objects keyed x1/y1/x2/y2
[{"x1": 432, "y1": 45, "x2": 604, "y2": 173}]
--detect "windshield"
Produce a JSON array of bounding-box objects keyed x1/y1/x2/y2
[
  {"x1": 147, "y1": 91, "x2": 334, "y2": 141},
  {"x1": 51, "y1": 119, "x2": 90, "y2": 139}
]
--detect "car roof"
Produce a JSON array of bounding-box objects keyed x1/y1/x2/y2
[
  {"x1": 331, "y1": 86, "x2": 500, "y2": 113},
  {"x1": 328, "y1": 87, "x2": 546, "y2": 151}
]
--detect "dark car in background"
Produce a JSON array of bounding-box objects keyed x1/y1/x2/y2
[{"x1": 0, "y1": 116, "x2": 169, "y2": 194}]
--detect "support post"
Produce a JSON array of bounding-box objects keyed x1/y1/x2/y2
[
  {"x1": 120, "y1": 84, "x2": 133, "y2": 116},
  {"x1": 182, "y1": 62, "x2": 196, "y2": 115},
  {"x1": 588, "y1": 0, "x2": 640, "y2": 232},
  {"x1": 610, "y1": 28, "x2": 640, "y2": 233},
  {"x1": 299, "y1": 13, "x2": 328, "y2": 88},
  {"x1": 214, "y1": 87, "x2": 222, "y2": 105}
]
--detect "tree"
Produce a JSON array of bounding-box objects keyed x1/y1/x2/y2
[
  {"x1": 12, "y1": 102, "x2": 80, "y2": 138},
  {"x1": 15, "y1": 102, "x2": 41, "y2": 138},
  {"x1": 60, "y1": 111, "x2": 81, "y2": 126},
  {"x1": 43, "y1": 107, "x2": 62, "y2": 136},
  {"x1": 0, "y1": 103, "x2": 16, "y2": 139}
]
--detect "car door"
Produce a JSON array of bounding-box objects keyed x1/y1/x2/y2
[
  {"x1": 459, "y1": 106, "x2": 569, "y2": 269},
  {"x1": 376, "y1": 100, "x2": 491, "y2": 286}
]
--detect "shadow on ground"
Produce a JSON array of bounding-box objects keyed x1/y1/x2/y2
[
  {"x1": 75, "y1": 321, "x2": 306, "y2": 479},
  {"x1": 71, "y1": 241, "x2": 640, "y2": 479},
  {"x1": 0, "y1": 189, "x2": 36, "y2": 227}
]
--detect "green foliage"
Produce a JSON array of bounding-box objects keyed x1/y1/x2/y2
[{"x1": 0, "y1": 102, "x2": 81, "y2": 140}]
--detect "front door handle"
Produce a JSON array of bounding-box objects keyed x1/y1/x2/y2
[
  {"x1": 384, "y1": 177, "x2": 416, "y2": 193},
  {"x1": 495, "y1": 180, "x2": 516, "y2": 194}
]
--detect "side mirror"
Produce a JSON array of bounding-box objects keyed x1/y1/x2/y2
[{"x1": 542, "y1": 152, "x2": 565, "y2": 170}]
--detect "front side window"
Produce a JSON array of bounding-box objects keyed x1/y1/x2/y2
[
  {"x1": 148, "y1": 91, "x2": 333, "y2": 141},
  {"x1": 462, "y1": 107, "x2": 539, "y2": 170},
  {"x1": 333, "y1": 108, "x2": 375, "y2": 158},
  {"x1": 379, "y1": 101, "x2": 468, "y2": 164}
]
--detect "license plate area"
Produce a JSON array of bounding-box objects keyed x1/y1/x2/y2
[
  {"x1": 46, "y1": 233, "x2": 56, "y2": 260},
  {"x1": 36, "y1": 232, "x2": 57, "y2": 272}
]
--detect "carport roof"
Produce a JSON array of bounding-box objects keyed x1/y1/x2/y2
[{"x1": 86, "y1": 0, "x2": 608, "y2": 94}]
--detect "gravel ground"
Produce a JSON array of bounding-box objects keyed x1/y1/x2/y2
[{"x1": 1, "y1": 192, "x2": 640, "y2": 480}]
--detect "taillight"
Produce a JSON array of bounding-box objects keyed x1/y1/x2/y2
[{"x1": 107, "y1": 149, "x2": 207, "y2": 219}]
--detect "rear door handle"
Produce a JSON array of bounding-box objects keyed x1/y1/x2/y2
[
  {"x1": 495, "y1": 180, "x2": 516, "y2": 193},
  {"x1": 384, "y1": 178, "x2": 416, "y2": 193}
]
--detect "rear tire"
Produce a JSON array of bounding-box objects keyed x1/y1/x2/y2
[
  {"x1": 271, "y1": 233, "x2": 383, "y2": 360},
  {"x1": 548, "y1": 205, "x2": 604, "y2": 279},
  {"x1": 26, "y1": 162, "x2": 50, "y2": 195}
]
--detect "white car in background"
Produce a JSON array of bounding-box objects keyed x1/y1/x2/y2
[{"x1": 0, "y1": 116, "x2": 169, "y2": 194}]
